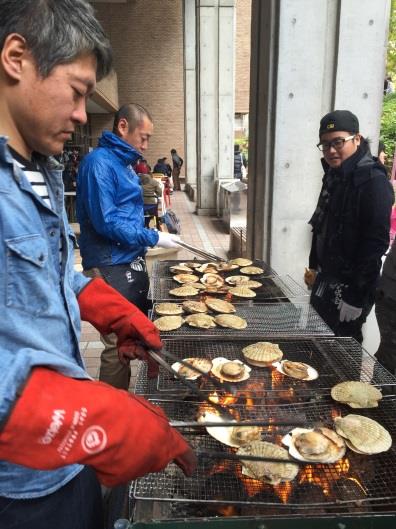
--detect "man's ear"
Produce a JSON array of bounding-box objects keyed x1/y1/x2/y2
[
  {"x1": 1, "y1": 33, "x2": 30, "y2": 82},
  {"x1": 117, "y1": 118, "x2": 129, "y2": 139},
  {"x1": 354, "y1": 133, "x2": 361, "y2": 147}
]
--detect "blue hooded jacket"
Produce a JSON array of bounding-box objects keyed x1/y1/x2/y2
[{"x1": 77, "y1": 131, "x2": 159, "y2": 269}]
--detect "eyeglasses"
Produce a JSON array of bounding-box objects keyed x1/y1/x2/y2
[{"x1": 317, "y1": 135, "x2": 356, "y2": 152}]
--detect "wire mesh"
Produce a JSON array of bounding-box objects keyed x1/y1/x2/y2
[
  {"x1": 149, "y1": 259, "x2": 277, "y2": 279},
  {"x1": 150, "y1": 302, "x2": 333, "y2": 338},
  {"x1": 149, "y1": 275, "x2": 308, "y2": 303},
  {"x1": 154, "y1": 337, "x2": 396, "y2": 396},
  {"x1": 133, "y1": 398, "x2": 396, "y2": 508}
]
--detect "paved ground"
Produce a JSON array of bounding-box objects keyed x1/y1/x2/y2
[{"x1": 76, "y1": 189, "x2": 231, "y2": 386}]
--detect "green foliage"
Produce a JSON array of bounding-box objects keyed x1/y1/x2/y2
[
  {"x1": 387, "y1": 0, "x2": 396, "y2": 76},
  {"x1": 380, "y1": 92, "x2": 396, "y2": 156},
  {"x1": 234, "y1": 137, "x2": 249, "y2": 159}
]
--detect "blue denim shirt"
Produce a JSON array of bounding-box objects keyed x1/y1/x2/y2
[{"x1": 0, "y1": 138, "x2": 91, "y2": 498}]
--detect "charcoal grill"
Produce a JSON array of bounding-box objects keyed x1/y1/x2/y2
[
  {"x1": 148, "y1": 274, "x2": 308, "y2": 303},
  {"x1": 150, "y1": 259, "x2": 277, "y2": 279},
  {"x1": 153, "y1": 337, "x2": 396, "y2": 398},
  {"x1": 151, "y1": 302, "x2": 333, "y2": 338}
]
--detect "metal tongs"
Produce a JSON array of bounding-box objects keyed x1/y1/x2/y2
[
  {"x1": 147, "y1": 349, "x2": 237, "y2": 420},
  {"x1": 174, "y1": 240, "x2": 226, "y2": 263}
]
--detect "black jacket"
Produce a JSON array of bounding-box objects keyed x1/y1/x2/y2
[{"x1": 309, "y1": 141, "x2": 394, "y2": 307}]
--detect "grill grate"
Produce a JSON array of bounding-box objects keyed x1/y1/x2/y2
[
  {"x1": 149, "y1": 275, "x2": 308, "y2": 303},
  {"x1": 151, "y1": 302, "x2": 333, "y2": 338},
  {"x1": 133, "y1": 398, "x2": 396, "y2": 507},
  {"x1": 154, "y1": 337, "x2": 396, "y2": 395},
  {"x1": 149, "y1": 259, "x2": 277, "y2": 279}
]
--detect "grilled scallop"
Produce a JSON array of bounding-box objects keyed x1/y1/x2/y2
[
  {"x1": 195, "y1": 263, "x2": 219, "y2": 274},
  {"x1": 186, "y1": 282, "x2": 207, "y2": 290},
  {"x1": 177, "y1": 357, "x2": 213, "y2": 378},
  {"x1": 169, "y1": 285, "x2": 199, "y2": 297},
  {"x1": 240, "y1": 266, "x2": 264, "y2": 275},
  {"x1": 229, "y1": 258, "x2": 253, "y2": 267},
  {"x1": 284, "y1": 427, "x2": 346, "y2": 463},
  {"x1": 173, "y1": 273, "x2": 200, "y2": 284},
  {"x1": 180, "y1": 261, "x2": 201, "y2": 269},
  {"x1": 204, "y1": 297, "x2": 236, "y2": 314},
  {"x1": 282, "y1": 360, "x2": 310, "y2": 380},
  {"x1": 237, "y1": 441, "x2": 299, "y2": 484},
  {"x1": 155, "y1": 303, "x2": 184, "y2": 316},
  {"x1": 231, "y1": 426, "x2": 262, "y2": 446},
  {"x1": 216, "y1": 262, "x2": 239, "y2": 272},
  {"x1": 184, "y1": 313, "x2": 216, "y2": 329},
  {"x1": 200, "y1": 273, "x2": 225, "y2": 288},
  {"x1": 153, "y1": 315, "x2": 184, "y2": 331},
  {"x1": 225, "y1": 275, "x2": 250, "y2": 285},
  {"x1": 182, "y1": 300, "x2": 208, "y2": 314},
  {"x1": 214, "y1": 314, "x2": 247, "y2": 329},
  {"x1": 331, "y1": 381, "x2": 382, "y2": 409},
  {"x1": 242, "y1": 341, "x2": 283, "y2": 367},
  {"x1": 244, "y1": 280, "x2": 262, "y2": 289},
  {"x1": 220, "y1": 361, "x2": 245, "y2": 379},
  {"x1": 169, "y1": 264, "x2": 194, "y2": 274},
  {"x1": 334, "y1": 414, "x2": 392, "y2": 454},
  {"x1": 228, "y1": 286, "x2": 256, "y2": 298}
]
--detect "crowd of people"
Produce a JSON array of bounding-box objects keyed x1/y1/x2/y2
[{"x1": 0, "y1": 1, "x2": 395, "y2": 529}]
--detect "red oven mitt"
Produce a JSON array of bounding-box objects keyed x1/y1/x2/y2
[
  {"x1": 0, "y1": 368, "x2": 197, "y2": 486},
  {"x1": 78, "y1": 277, "x2": 161, "y2": 378}
]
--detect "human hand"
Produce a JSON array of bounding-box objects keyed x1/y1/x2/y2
[
  {"x1": 338, "y1": 300, "x2": 362, "y2": 322},
  {"x1": 304, "y1": 267, "x2": 317, "y2": 288},
  {"x1": 156, "y1": 231, "x2": 181, "y2": 249}
]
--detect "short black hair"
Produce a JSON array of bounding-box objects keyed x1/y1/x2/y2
[{"x1": 113, "y1": 103, "x2": 152, "y2": 135}]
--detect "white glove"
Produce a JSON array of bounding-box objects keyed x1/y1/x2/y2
[
  {"x1": 156, "y1": 231, "x2": 181, "y2": 249},
  {"x1": 338, "y1": 300, "x2": 362, "y2": 322}
]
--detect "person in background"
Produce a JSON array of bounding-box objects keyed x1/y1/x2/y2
[
  {"x1": 135, "y1": 156, "x2": 151, "y2": 174},
  {"x1": 77, "y1": 103, "x2": 181, "y2": 391},
  {"x1": 153, "y1": 156, "x2": 169, "y2": 175},
  {"x1": 234, "y1": 143, "x2": 247, "y2": 180},
  {"x1": 0, "y1": 2, "x2": 195, "y2": 528},
  {"x1": 140, "y1": 171, "x2": 163, "y2": 229},
  {"x1": 375, "y1": 239, "x2": 396, "y2": 375},
  {"x1": 305, "y1": 110, "x2": 394, "y2": 343},
  {"x1": 171, "y1": 148, "x2": 183, "y2": 190}
]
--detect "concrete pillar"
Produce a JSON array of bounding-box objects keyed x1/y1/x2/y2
[
  {"x1": 196, "y1": 0, "x2": 235, "y2": 215},
  {"x1": 247, "y1": 0, "x2": 390, "y2": 276},
  {"x1": 183, "y1": 0, "x2": 197, "y2": 195}
]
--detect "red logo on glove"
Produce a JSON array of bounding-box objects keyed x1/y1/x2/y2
[{"x1": 81, "y1": 426, "x2": 107, "y2": 454}]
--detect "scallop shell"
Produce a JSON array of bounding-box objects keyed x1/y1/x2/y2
[
  {"x1": 211, "y1": 357, "x2": 251, "y2": 382},
  {"x1": 237, "y1": 441, "x2": 299, "y2": 484},
  {"x1": 184, "y1": 313, "x2": 216, "y2": 329},
  {"x1": 244, "y1": 280, "x2": 262, "y2": 289},
  {"x1": 242, "y1": 341, "x2": 283, "y2": 366},
  {"x1": 186, "y1": 282, "x2": 207, "y2": 290},
  {"x1": 231, "y1": 426, "x2": 262, "y2": 446},
  {"x1": 173, "y1": 273, "x2": 200, "y2": 284},
  {"x1": 228, "y1": 286, "x2": 256, "y2": 298},
  {"x1": 225, "y1": 275, "x2": 250, "y2": 285},
  {"x1": 169, "y1": 285, "x2": 199, "y2": 297},
  {"x1": 169, "y1": 265, "x2": 194, "y2": 274},
  {"x1": 282, "y1": 427, "x2": 346, "y2": 463},
  {"x1": 197, "y1": 411, "x2": 239, "y2": 447},
  {"x1": 179, "y1": 261, "x2": 201, "y2": 269},
  {"x1": 240, "y1": 266, "x2": 264, "y2": 275},
  {"x1": 334, "y1": 414, "x2": 392, "y2": 454},
  {"x1": 171, "y1": 357, "x2": 213, "y2": 380},
  {"x1": 204, "y1": 297, "x2": 236, "y2": 314},
  {"x1": 195, "y1": 263, "x2": 219, "y2": 274},
  {"x1": 214, "y1": 314, "x2": 247, "y2": 329},
  {"x1": 155, "y1": 303, "x2": 184, "y2": 316},
  {"x1": 182, "y1": 300, "x2": 208, "y2": 313},
  {"x1": 229, "y1": 258, "x2": 253, "y2": 267},
  {"x1": 216, "y1": 262, "x2": 239, "y2": 272},
  {"x1": 153, "y1": 315, "x2": 184, "y2": 331},
  {"x1": 274, "y1": 360, "x2": 318, "y2": 381},
  {"x1": 331, "y1": 381, "x2": 382, "y2": 409},
  {"x1": 200, "y1": 273, "x2": 225, "y2": 288}
]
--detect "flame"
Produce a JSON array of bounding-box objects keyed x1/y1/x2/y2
[
  {"x1": 273, "y1": 481, "x2": 293, "y2": 504},
  {"x1": 331, "y1": 407, "x2": 342, "y2": 420},
  {"x1": 216, "y1": 505, "x2": 239, "y2": 517}
]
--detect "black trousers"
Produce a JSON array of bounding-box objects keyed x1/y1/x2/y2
[
  {"x1": 0, "y1": 467, "x2": 103, "y2": 529},
  {"x1": 375, "y1": 289, "x2": 396, "y2": 374},
  {"x1": 310, "y1": 273, "x2": 374, "y2": 344}
]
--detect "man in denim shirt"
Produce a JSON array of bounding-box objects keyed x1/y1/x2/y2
[{"x1": 0, "y1": 2, "x2": 196, "y2": 528}]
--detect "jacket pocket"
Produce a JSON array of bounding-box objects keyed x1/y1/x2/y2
[{"x1": 5, "y1": 234, "x2": 50, "y2": 315}]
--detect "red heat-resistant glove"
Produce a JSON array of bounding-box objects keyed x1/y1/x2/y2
[
  {"x1": 0, "y1": 368, "x2": 197, "y2": 486},
  {"x1": 78, "y1": 278, "x2": 162, "y2": 377}
]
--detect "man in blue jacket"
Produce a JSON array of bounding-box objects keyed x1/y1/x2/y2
[
  {"x1": 0, "y1": 3, "x2": 195, "y2": 528},
  {"x1": 77, "y1": 103, "x2": 179, "y2": 389}
]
